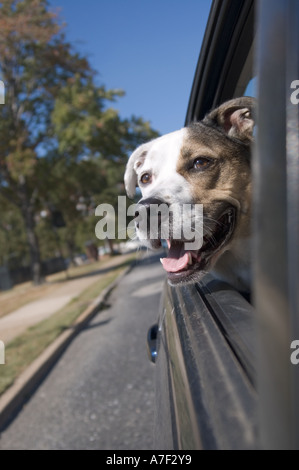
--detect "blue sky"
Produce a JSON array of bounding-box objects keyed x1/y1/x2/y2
[{"x1": 48, "y1": 0, "x2": 212, "y2": 135}]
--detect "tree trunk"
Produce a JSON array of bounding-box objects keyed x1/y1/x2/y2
[
  {"x1": 67, "y1": 239, "x2": 77, "y2": 266},
  {"x1": 21, "y1": 203, "x2": 43, "y2": 285},
  {"x1": 105, "y1": 237, "x2": 116, "y2": 256}
]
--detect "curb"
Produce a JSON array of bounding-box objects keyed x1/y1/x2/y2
[{"x1": 0, "y1": 262, "x2": 135, "y2": 431}]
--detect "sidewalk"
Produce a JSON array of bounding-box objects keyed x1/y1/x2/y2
[{"x1": 0, "y1": 253, "x2": 136, "y2": 345}]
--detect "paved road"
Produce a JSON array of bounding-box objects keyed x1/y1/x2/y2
[{"x1": 0, "y1": 253, "x2": 166, "y2": 450}]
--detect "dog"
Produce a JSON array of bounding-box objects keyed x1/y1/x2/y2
[{"x1": 124, "y1": 97, "x2": 255, "y2": 293}]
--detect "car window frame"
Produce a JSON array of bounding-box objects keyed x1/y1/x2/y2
[
  {"x1": 253, "y1": 0, "x2": 299, "y2": 450},
  {"x1": 185, "y1": 0, "x2": 255, "y2": 123},
  {"x1": 154, "y1": 0, "x2": 259, "y2": 451},
  {"x1": 155, "y1": 0, "x2": 299, "y2": 450}
]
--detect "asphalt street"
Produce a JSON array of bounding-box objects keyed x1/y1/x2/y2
[{"x1": 0, "y1": 252, "x2": 166, "y2": 450}]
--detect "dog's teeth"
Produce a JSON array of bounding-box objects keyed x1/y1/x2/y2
[
  {"x1": 160, "y1": 258, "x2": 163, "y2": 264},
  {"x1": 188, "y1": 252, "x2": 192, "y2": 265}
]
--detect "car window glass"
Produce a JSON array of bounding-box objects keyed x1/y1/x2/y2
[
  {"x1": 233, "y1": 42, "x2": 255, "y2": 98},
  {"x1": 244, "y1": 76, "x2": 257, "y2": 97}
]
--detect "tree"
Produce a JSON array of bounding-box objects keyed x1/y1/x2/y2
[
  {"x1": 0, "y1": 0, "x2": 159, "y2": 284},
  {"x1": 50, "y1": 73, "x2": 159, "y2": 258},
  {"x1": 36, "y1": 153, "x2": 107, "y2": 263},
  {"x1": 0, "y1": 195, "x2": 28, "y2": 269},
  {"x1": 0, "y1": 0, "x2": 93, "y2": 283}
]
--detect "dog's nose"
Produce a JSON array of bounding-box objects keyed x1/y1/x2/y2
[
  {"x1": 134, "y1": 198, "x2": 168, "y2": 230},
  {"x1": 136, "y1": 197, "x2": 166, "y2": 214}
]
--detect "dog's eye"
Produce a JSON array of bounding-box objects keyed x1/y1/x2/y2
[
  {"x1": 193, "y1": 157, "x2": 211, "y2": 170},
  {"x1": 140, "y1": 173, "x2": 152, "y2": 185}
]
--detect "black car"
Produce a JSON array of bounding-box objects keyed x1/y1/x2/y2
[{"x1": 148, "y1": 0, "x2": 299, "y2": 450}]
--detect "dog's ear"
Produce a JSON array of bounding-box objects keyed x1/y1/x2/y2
[
  {"x1": 124, "y1": 143, "x2": 149, "y2": 199},
  {"x1": 203, "y1": 97, "x2": 256, "y2": 144}
]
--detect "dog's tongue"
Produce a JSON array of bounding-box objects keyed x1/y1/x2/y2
[{"x1": 161, "y1": 242, "x2": 189, "y2": 273}]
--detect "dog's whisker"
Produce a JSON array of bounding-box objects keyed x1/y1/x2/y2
[{"x1": 203, "y1": 216, "x2": 226, "y2": 229}]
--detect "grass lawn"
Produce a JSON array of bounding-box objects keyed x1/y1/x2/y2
[
  {"x1": 0, "y1": 254, "x2": 136, "y2": 396},
  {"x1": 0, "y1": 253, "x2": 132, "y2": 319}
]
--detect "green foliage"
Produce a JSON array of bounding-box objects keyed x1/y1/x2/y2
[
  {"x1": 0, "y1": 0, "x2": 159, "y2": 281},
  {"x1": 0, "y1": 196, "x2": 29, "y2": 268}
]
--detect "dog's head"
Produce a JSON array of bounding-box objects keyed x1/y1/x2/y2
[{"x1": 124, "y1": 97, "x2": 256, "y2": 285}]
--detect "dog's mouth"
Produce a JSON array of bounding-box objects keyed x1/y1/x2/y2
[{"x1": 160, "y1": 207, "x2": 236, "y2": 283}]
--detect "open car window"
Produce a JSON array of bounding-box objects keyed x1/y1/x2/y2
[
  {"x1": 153, "y1": 0, "x2": 299, "y2": 450},
  {"x1": 155, "y1": 0, "x2": 257, "y2": 451}
]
